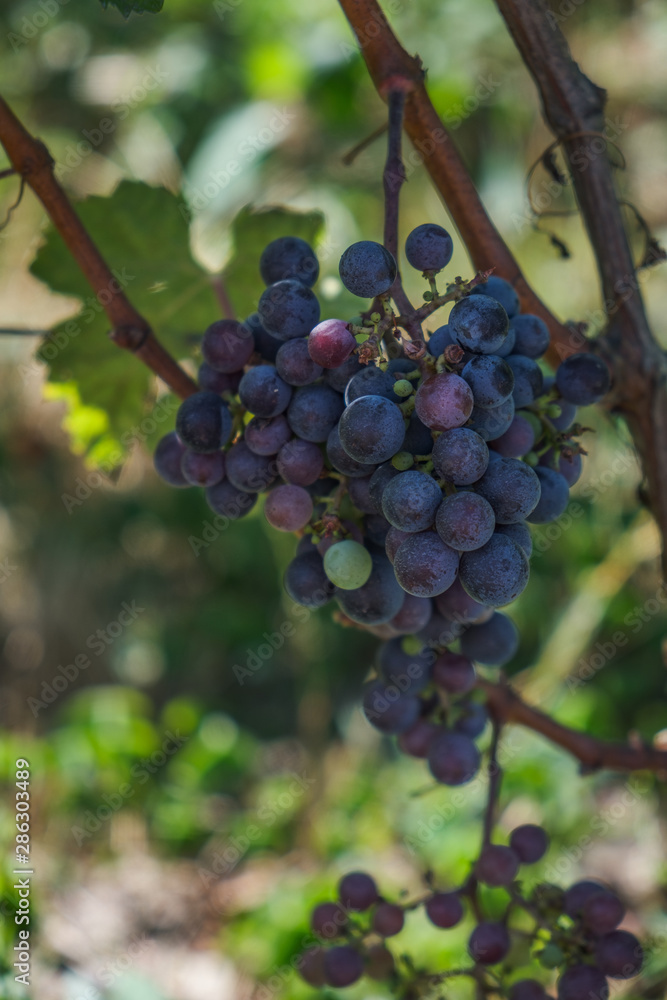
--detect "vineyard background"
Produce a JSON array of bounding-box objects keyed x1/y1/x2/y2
[{"x1": 0, "y1": 0, "x2": 666, "y2": 997}]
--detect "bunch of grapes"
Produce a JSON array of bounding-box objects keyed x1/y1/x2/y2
[
  {"x1": 154, "y1": 226, "x2": 610, "y2": 786},
  {"x1": 298, "y1": 830, "x2": 643, "y2": 997}
]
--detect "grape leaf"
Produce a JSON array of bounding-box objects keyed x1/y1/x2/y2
[
  {"x1": 30, "y1": 183, "x2": 325, "y2": 464},
  {"x1": 99, "y1": 0, "x2": 164, "y2": 17},
  {"x1": 222, "y1": 205, "x2": 324, "y2": 319}
]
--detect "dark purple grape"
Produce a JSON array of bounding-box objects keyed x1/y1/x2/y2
[
  {"x1": 201, "y1": 319, "x2": 254, "y2": 373},
  {"x1": 564, "y1": 881, "x2": 608, "y2": 918},
  {"x1": 467, "y1": 921, "x2": 511, "y2": 964},
  {"x1": 368, "y1": 462, "x2": 401, "y2": 514},
  {"x1": 426, "y1": 323, "x2": 454, "y2": 357},
  {"x1": 509, "y1": 824, "x2": 549, "y2": 864},
  {"x1": 308, "y1": 318, "x2": 356, "y2": 368},
  {"x1": 556, "y1": 352, "x2": 611, "y2": 406},
  {"x1": 492, "y1": 414, "x2": 536, "y2": 458},
  {"x1": 450, "y1": 296, "x2": 509, "y2": 354},
  {"x1": 389, "y1": 593, "x2": 432, "y2": 633},
  {"x1": 287, "y1": 384, "x2": 345, "y2": 442},
  {"x1": 365, "y1": 943, "x2": 395, "y2": 980},
  {"x1": 205, "y1": 479, "x2": 257, "y2": 520},
  {"x1": 454, "y1": 701, "x2": 488, "y2": 737},
  {"x1": 470, "y1": 276, "x2": 520, "y2": 318},
  {"x1": 557, "y1": 964, "x2": 609, "y2": 1000},
  {"x1": 327, "y1": 425, "x2": 377, "y2": 478},
  {"x1": 402, "y1": 413, "x2": 433, "y2": 455},
  {"x1": 258, "y1": 279, "x2": 321, "y2": 340},
  {"x1": 459, "y1": 534, "x2": 530, "y2": 607},
  {"x1": 435, "y1": 578, "x2": 491, "y2": 625},
  {"x1": 324, "y1": 946, "x2": 364, "y2": 988},
  {"x1": 433, "y1": 651, "x2": 476, "y2": 694},
  {"x1": 339, "y1": 871, "x2": 379, "y2": 911},
  {"x1": 226, "y1": 441, "x2": 276, "y2": 493},
  {"x1": 582, "y1": 892, "x2": 624, "y2": 935},
  {"x1": 238, "y1": 365, "x2": 292, "y2": 418},
  {"x1": 275, "y1": 337, "x2": 323, "y2": 386},
  {"x1": 378, "y1": 637, "x2": 434, "y2": 693},
  {"x1": 509, "y1": 979, "x2": 549, "y2": 1000},
  {"x1": 526, "y1": 467, "x2": 569, "y2": 524},
  {"x1": 469, "y1": 397, "x2": 515, "y2": 441},
  {"x1": 244, "y1": 415, "x2": 292, "y2": 456},
  {"x1": 436, "y1": 493, "x2": 495, "y2": 551},
  {"x1": 348, "y1": 474, "x2": 375, "y2": 514},
  {"x1": 382, "y1": 470, "x2": 443, "y2": 532},
  {"x1": 339, "y1": 395, "x2": 406, "y2": 465},
  {"x1": 284, "y1": 550, "x2": 335, "y2": 607},
  {"x1": 432, "y1": 428, "x2": 489, "y2": 486},
  {"x1": 154, "y1": 432, "x2": 189, "y2": 487},
  {"x1": 298, "y1": 946, "x2": 327, "y2": 986},
  {"x1": 364, "y1": 513, "x2": 392, "y2": 547},
  {"x1": 311, "y1": 901, "x2": 347, "y2": 938},
  {"x1": 245, "y1": 311, "x2": 281, "y2": 361},
  {"x1": 397, "y1": 718, "x2": 441, "y2": 757},
  {"x1": 259, "y1": 236, "x2": 319, "y2": 287},
  {"x1": 417, "y1": 612, "x2": 464, "y2": 647},
  {"x1": 276, "y1": 438, "x2": 324, "y2": 485},
  {"x1": 428, "y1": 730, "x2": 481, "y2": 785},
  {"x1": 462, "y1": 354, "x2": 515, "y2": 408},
  {"x1": 405, "y1": 223, "x2": 453, "y2": 272},
  {"x1": 264, "y1": 484, "x2": 313, "y2": 531},
  {"x1": 548, "y1": 398, "x2": 577, "y2": 431},
  {"x1": 507, "y1": 355, "x2": 544, "y2": 408},
  {"x1": 372, "y1": 901, "x2": 404, "y2": 936},
  {"x1": 176, "y1": 391, "x2": 233, "y2": 453},
  {"x1": 460, "y1": 612, "x2": 519, "y2": 666},
  {"x1": 336, "y1": 549, "x2": 404, "y2": 625},
  {"x1": 324, "y1": 351, "x2": 364, "y2": 392},
  {"x1": 475, "y1": 844, "x2": 520, "y2": 886},
  {"x1": 425, "y1": 892, "x2": 464, "y2": 928},
  {"x1": 344, "y1": 365, "x2": 397, "y2": 404},
  {"x1": 495, "y1": 521, "x2": 532, "y2": 559},
  {"x1": 362, "y1": 680, "x2": 421, "y2": 733},
  {"x1": 339, "y1": 241, "x2": 397, "y2": 298},
  {"x1": 474, "y1": 457, "x2": 541, "y2": 524},
  {"x1": 415, "y1": 373, "x2": 474, "y2": 431},
  {"x1": 540, "y1": 448, "x2": 582, "y2": 487},
  {"x1": 198, "y1": 362, "x2": 243, "y2": 395},
  {"x1": 385, "y1": 526, "x2": 411, "y2": 563},
  {"x1": 181, "y1": 448, "x2": 225, "y2": 487},
  {"x1": 394, "y1": 531, "x2": 460, "y2": 598},
  {"x1": 510, "y1": 314, "x2": 550, "y2": 358},
  {"x1": 594, "y1": 930, "x2": 642, "y2": 978}
]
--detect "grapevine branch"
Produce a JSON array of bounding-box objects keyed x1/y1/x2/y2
[
  {"x1": 494, "y1": 0, "x2": 667, "y2": 582},
  {"x1": 0, "y1": 96, "x2": 197, "y2": 400},
  {"x1": 479, "y1": 677, "x2": 667, "y2": 775},
  {"x1": 336, "y1": 0, "x2": 579, "y2": 357}
]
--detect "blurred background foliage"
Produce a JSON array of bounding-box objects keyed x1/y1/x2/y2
[{"x1": 0, "y1": 0, "x2": 666, "y2": 997}]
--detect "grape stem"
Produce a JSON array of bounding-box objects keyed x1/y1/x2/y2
[
  {"x1": 0, "y1": 95, "x2": 198, "y2": 400},
  {"x1": 481, "y1": 718, "x2": 503, "y2": 847},
  {"x1": 381, "y1": 88, "x2": 424, "y2": 349},
  {"x1": 478, "y1": 675, "x2": 667, "y2": 774}
]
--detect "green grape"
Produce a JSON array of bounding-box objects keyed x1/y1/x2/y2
[{"x1": 323, "y1": 540, "x2": 373, "y2": 590}]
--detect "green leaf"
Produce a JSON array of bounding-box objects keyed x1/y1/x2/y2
[
  {"x1": 99, "y1": 0, "x2": 164, "y2": 17},
  {"x1": 31, "y1": 180, "x2": 218, "y2": 458},
  {"x1": 221, "y1": 205, "x2": 324, "y2": 319},
  {"x1": 30, "y1": 187, "x2": 326, "y2": 466}
]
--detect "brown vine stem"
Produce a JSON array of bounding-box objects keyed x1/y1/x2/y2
[
  {"x1": 479, "y1": 676, "x2": 667, "y2": 775},
  {"x1": 481, "y1": 718, "x2": 503, "y2": 847},
  {"x1": 0, "y1": 96, "x2": 197, "y2": 400},
  {"x1": 336, "y1": 0, "x2": 578, "y2": 359},
  {"x1": 495, "y1": 0, "x2": 667, "y2": 581}
]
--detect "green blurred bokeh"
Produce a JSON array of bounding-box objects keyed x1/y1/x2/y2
[{"x1": 0, "y1": 0, "x2": 666, "y2": 997}]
